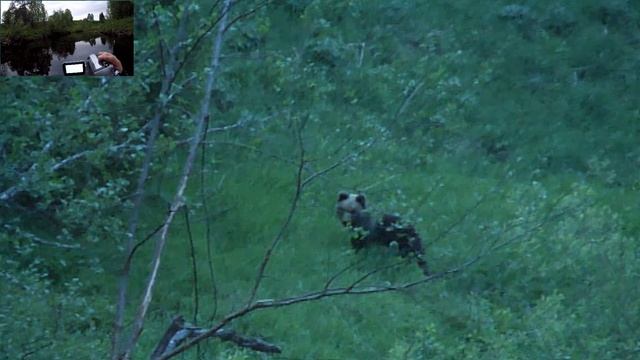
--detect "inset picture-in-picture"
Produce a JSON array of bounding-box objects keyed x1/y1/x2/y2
[{"x1": 0, "y1": 0, "x2": 133, "y2": 76}]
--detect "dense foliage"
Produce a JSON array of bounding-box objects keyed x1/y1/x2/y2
[
  {"x1": 107, "y1": 0, "x2": 134, "y2": 20},
  {"x1": 1, "y1": 0, "x2": 639, "y2": 359},
  {"x1": 48, "y1": 9, "x2": 73, "y2": 34},
  {"x1": 1, "y1": 0, "x2": 47, "y2": 25}
]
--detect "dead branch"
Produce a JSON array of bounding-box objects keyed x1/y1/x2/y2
[
  {"x1": 213, "y1": 328, "x2": 281, "y2": 354},
  {"x1": 150, "y1": 316, "x2": 186, "y2": 359},
  {"x1": 117, "y1": 1, "x2": 234, "y2": 358},
  {"x1": 151, "y1": 316, "x2": 280, "y2": 359},
  {"x1": 112, "y1": 52, "x2": 178, "y2": 360}
]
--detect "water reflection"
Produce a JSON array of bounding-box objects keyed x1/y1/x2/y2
[
  {"x1": 1, "y1": 34, "x2": 133, "y2": 76},
  {"x1": 2, "y1": 43, "x2": 52, "y2": 75},
  {"x1": 51, "y1": 37, "x2": 76, "y2": 58}
]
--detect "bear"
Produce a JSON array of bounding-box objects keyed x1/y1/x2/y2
[{"x1": 336, "y1": 191, "x2": 429, "y2": 276}]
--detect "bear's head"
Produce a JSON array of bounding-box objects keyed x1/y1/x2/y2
[{"x1": 336, "y1": 191, "x2": 366, "y2": 226}]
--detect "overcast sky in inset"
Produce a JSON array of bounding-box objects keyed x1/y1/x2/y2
[{"x1": 0, "y1": 1, "x2": 108, "y2": 21}]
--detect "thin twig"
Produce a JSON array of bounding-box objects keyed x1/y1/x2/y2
[
  {"x1": 200, "y1": 113, "x2": 219, "y2": 322},
  {"x1": 183, "y1": 206, "x2": 200, "y2": 323},
  {"x1": 125, "y1": 220, "x2": 167, "y2": 268},
  {"x1": 345, "y1": 258, "x2": 410, "y2": 291},
  {"x1": 247, "y1": 119, "x2": 305, "y2": 305},
  {"x1": 176, "y1": 119, "x2": 245, "y2": 145},
  {"x1": 323, "y1": 258, "x2": 365, "y2": 290},
  {"x1": 222, "y1": 0, "x2": 271, "y2": 33},
  {"x1": 302, "y1": 139, "x2": 374, "y2": 188},
  {"x1": 427, "y1": 195, "x2": 487, "y2": 246}
]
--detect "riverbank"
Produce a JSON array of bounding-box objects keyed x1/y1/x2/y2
[{"x1": 0, "y1": 18, "x2": 132, "y2": 45}]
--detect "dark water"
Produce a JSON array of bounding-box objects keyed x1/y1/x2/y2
[{"x1": 0, "y1": 34, "x2": 133, "y2": 76}]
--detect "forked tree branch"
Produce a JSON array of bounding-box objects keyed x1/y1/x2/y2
[
  {"x1": 111, "y1": 5, "x2": 192, "y2": 357},
  {"x1": 116, "y1": 0, "x2": 234, "y2": 358}
]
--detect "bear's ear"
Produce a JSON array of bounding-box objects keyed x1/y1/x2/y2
[
  {"x1": 356, "y1": 194, "x2": 366, "y2": 208},
  {"x1": 338, "y1": 191, "x2": 349, "y2": 201}
]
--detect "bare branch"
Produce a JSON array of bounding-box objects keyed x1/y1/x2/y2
[
  {"x1": 323, "y1": 258, "x2": 365, "y2": 290},
  {"x1": 222, "y1": 0, "x2": 271, "y2": 33},
  {"x1": 4, "y1": 225, "x2": 81, "y2": 249},
  {"x1": 395, "y1": 81, "x2": 424, "y2": 120},
  {"x1": 19, "y1": 340, "x2": 53, "y2": 360},
  {"x1": 151, "y1": 316, "x2": 280, "y2": 359},
  {"x1": 118, "y1": 0, "x2": 235, "y2": 357},
  {"x1": 183, "y1": 206, "x2": 200, "y2": 322},
  {"x1": 345, "y1": 258, "x2": 411, "y2": 291},
  {"x1": 358, "y1": 42, "x2": 366, "y2": 67},
  {"x1": 176, "y1": 118, "x2": 246, "y2": 145},
  {"x1": 214, "y1": 328, "x2": 281, "y2": 354},
  {"x1": 200, "y1": 115, "x2": 219, "y2": 322},
  {"x1": 302, "y1": 139, "x2": 374, "y2": 188},
  {"x1": 427, "y1": 194, "x2": 488, "y2": 246},
  {"x1": 247, "y1": 119, "x2": 306, "y2": 305},
  {"x1": 124, "y1": 220, "x2": 167, "y2": 269},
  {"x1": 112, "y1": 81, "x2": 171, "y2": 360}
]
